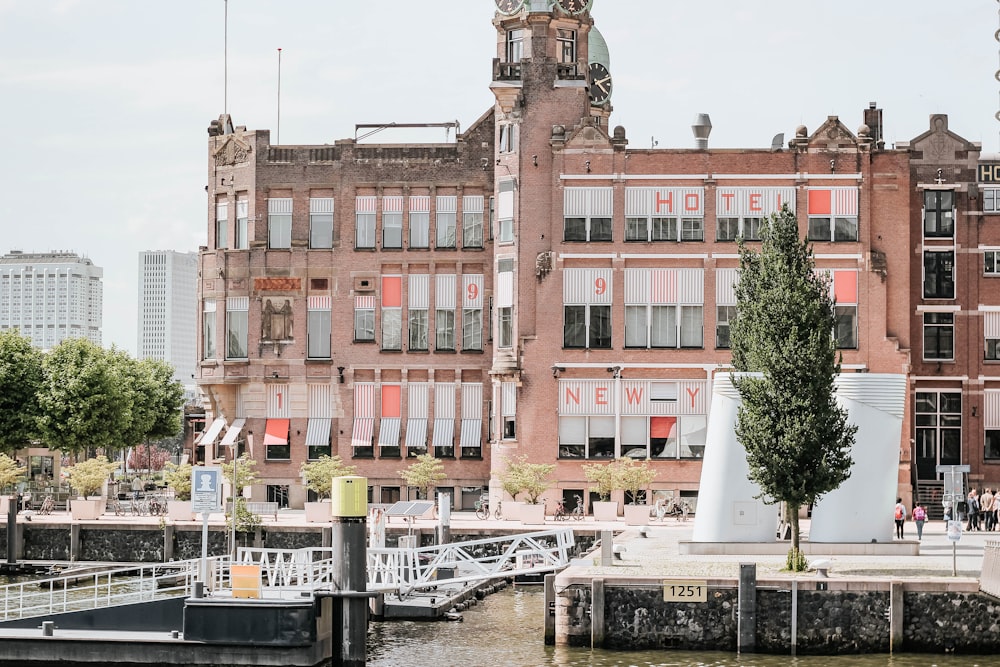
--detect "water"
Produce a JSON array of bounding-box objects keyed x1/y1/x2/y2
[{"x1": 367, "y1": 587, "x2": 996, "y2": 667}]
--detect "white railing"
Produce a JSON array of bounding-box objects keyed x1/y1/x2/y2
[
  {"x1": 235, "y1": 547, "x2": 337, "y2": 595},
  {"x1": 368, "y1": 528, "x2": 576, "y2": 597},
  {"x1": 0, "y1": 557, "x2": 230, "y2": 621}
]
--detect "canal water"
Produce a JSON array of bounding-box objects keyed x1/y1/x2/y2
[{"x1": 367, "y1": 586, "x2": 995, "y2": 667}]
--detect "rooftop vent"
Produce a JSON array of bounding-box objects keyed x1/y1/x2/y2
[{"x1": 692, "y1": 113, "x2": 712, "y2": 149}]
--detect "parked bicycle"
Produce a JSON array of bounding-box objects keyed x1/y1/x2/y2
[
  {"x1": 474, "y1": 495, "x2": 502, "y2": 520},
  {"x1": 556, "y1": 494, "x2": 584, "y2": 521}
]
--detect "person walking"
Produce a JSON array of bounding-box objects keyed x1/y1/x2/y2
[
  {"x1": 131, "y1": 476, "x2": 143, "y2": 501},
  {"x1": 912, "y1": 502, "x2": 927, "y2": 540},
  {"x1": 982, "y1": 488, "x2": 995, "y2": 531},
  {"x1": 894, "y1": 497, "x2": 907, "y2": 539}
]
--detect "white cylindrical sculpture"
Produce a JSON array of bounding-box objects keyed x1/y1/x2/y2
[
  {"x1": 808, "y1": 374, "x2": 907, "y2": 543},
  {"x1": 692, "y1": 373, "x2": 776, "y2": 542}
]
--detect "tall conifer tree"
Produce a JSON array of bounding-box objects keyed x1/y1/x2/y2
[{"x1": 730, "y1": 204, "x2": 856, "y2": 568}]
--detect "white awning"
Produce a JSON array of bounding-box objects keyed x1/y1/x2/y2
[
  {"x1": 460, "y1": 419, "x2": 482, "y2": 449},
  {"x1": 405, "y1": 418, "x2": 427, "y2": 448},
  {"x1": 197, "y1": 418, "x2": 227, "y2": 445},
  {"x1": 378, "y1": 418, "x2": 400, "y2": 447},
  {"x1": 305, "y1": 418, "x2": 332, "y2": 447},
  {"x1": 219, "y1": 418, "x2": 246, "y2": 448},
  {"x1": 432, "y1": 418, "x2": 454, "y2": 448},
  {"x1": 351, "y1": 418, "x2": 374, "y2": 449}
]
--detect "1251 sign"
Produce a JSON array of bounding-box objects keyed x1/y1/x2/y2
[{"x1": 662, "y1": 580, "x2": 707, "y2": 603}]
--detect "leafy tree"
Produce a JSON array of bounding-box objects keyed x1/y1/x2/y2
[
  {"x1": 582, "y1": 459, "x2": 621, "y2": 502},
  {"x1": 0, "y1": 331, "x2": 44, "y2": 453},
  {"x1": 66, "y1": 456, "x2": 118, "y2": 498},
  {"x1": 36, "y1": 339, "x2": 126, "y2": 455},
  {"x1": 398, "y1": 453, "x2": 446, "y2": 500},
  {"x1": 619, "y1": 458, "x2": 656, "y2": 505},
  {"x1": 0, "y1": 454, "x2": 26, "y2": 493},
  {"x1": 300, "y1": 455, "x2": 357, "y2": 500},
  {"x1": 221, "y1": 453, "x2": 259, "y2": 498},
  {"x1": 730, "y1": 204, "x2": 857, "y2": 569},
  {"x1": 497, "y1": 455, "x2": 555, "y2": 505},
  {"x1": 127, "y1": 446, "x2": 172, "y2": 474},
  {"x1": 162, "y1": 462, "x2": 193, "y2": 501}
]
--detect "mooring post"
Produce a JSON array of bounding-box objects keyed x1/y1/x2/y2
[
  {"x1": 737, "y1": 562, "x2": 757, "y2": 654},
  {"x1": 790, "y1": 579, "x2": 798, "y2": 656},
  {"x1": 6, "y1": 495, "x2": 17, "y2": 566},
  {"x1": 331, "y1": 476, "x2": 368, "y2": 667},
  {"x1": 436, "y1": 491, "x2": 451, "y2": 545},
  {"x1": 591, "y1": 578, "x2": 605, "y2": 649},
  {"x1": 600, "y1": 530, "x2": 613, "y2": 567},
  {"x1": 543, "y1": 573, "x2": 556, "y2": 645},
  {"x1": 889, "y1": 580, "x2": 904, "y2": 652}
]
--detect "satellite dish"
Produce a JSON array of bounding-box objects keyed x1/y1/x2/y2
[{"x1": 770, "y1": 133, "x2": 785, "y2": 151}]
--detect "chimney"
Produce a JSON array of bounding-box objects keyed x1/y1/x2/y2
[
  {"x1": 863, "y1": 102, "x2": 884, "y2": 150},
  {"x1": 692, "y1": 113, "x2": 712, "y2": 149}
]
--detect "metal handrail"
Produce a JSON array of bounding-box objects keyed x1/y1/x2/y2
[{"x1": 0, "y1": 557, "x2": 230, "y2": 621}]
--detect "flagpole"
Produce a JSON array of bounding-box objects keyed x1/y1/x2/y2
[
  {"x1": 276, "y1": 47, "x2": 282, "y2": 144},
  {"x1": 224, "y1": 0, "x2": 228, "y2": 115}
]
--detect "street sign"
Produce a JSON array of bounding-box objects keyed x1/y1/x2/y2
[
  {"x1": 191, "y1": 467, "x2": 222, "y2": 514},
  {"x1": 947, "y1": 520, "x2": 963, "y2": 543}
]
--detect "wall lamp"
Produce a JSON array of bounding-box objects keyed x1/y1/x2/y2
[
  {"x1": 973, "y1": 405, "x2": 979, "y2": 418},
  {"x1": 271, "y1": 371, "x2": 280, "y2": 379},
  {"x1": 829, "y1": 159, "x2": 836, "y2": 174},
  {"x1": 607, "y1": 365, "x2": 622, "y2": 379},
  {"x1": 551, "y1": 366, "x2": 565, "y2": 378},
  {"x1": 585, "y1": 160, "x2": 591, "y2": 173},
  {"x1": 337, "y1": 366, "x2": 346, "y2": 384},
  {"x1": 532, "y1": 155, "x2": 538, "y2": 167}
]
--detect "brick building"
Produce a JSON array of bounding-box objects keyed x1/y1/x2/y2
[{"x1": 195, "y1": 0, "x2": 998, "y2": 514}]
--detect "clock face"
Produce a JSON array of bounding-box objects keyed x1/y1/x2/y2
[
  {"x1": 495, "y1": 0, "x2": 524, "y2": 14},
  {"x1": 556, "y1": 0, "x2": 591, "y2": 15},
  {"x1": 588, "y1": 62, "x2": 612, "y2": 105}
]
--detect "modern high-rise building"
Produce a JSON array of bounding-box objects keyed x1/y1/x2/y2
[
  {"x1": 138, "y1": 250, "x2": 198, "y2": 387},
  {"x1": 0, "y1": 250, "x2": 103, "y2": 349},
  {"x1": 194, "y1": 1, "x2": 999, "y2": 515}
]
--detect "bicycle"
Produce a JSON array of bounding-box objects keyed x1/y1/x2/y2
[
  {"x1": 568, "y1": 494, "x2": 584, "y2": 521},
  {"x1": 146, "y1": 495, "x2": 167, "y2": 517},
  {"x1": 475, "y1": 496, "x2": 503, "y2": 520}
]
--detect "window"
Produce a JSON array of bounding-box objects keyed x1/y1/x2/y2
[
  {"x1": 835, "y1": 306, "x2": 858, "y2": 349},
  {"x1": 915, "y1": 392, "x2": 961, "y2": 474},
  {"x1": 498, "y1": 124, "x2": 518, "y2": 154},
  {"x1": 226, "y1": 297, "x2": 248, "y2": 360},
  {"x1": 202, "y1": 299, "x2": 216, "y2": 359},
  {"x1": 828, "y1": 270, "x2": 858, "y2": 350},
  {"x1": 436, "y1": 309, "x2": 455, "y2": 350},
  {"x1": 623, "y1": 269, "x2": 704, "y2": 349},
  {"x1": 807, "y1": 188, "x2": 859, "y2": 242},
  {"x1": 379, "y1": 385, "x2": 402, "y2": 458},
  {"x1": 984, "y1": 188, "x2": 1000, "y2": 214},
  {"x1": 564, "y1": 305, "x2": 611, "y2": 348},
  {"x1": 268, "y1": 198, "x2": 292, "y2": 249},
  {"x1": 923, "y1": 190, "x2": 954, "y2": 238},
  {"x1": 266, "y1": 485, "x2": 289, "y2": 508},
  {"x1": 506, "y1": 28, "x2": 523, "y2": 63},
  {"x1": 354, "y1": 296, "x2": 375, "y2": 342},
  {"x1": 436, "y1": 196, "x2": 457, "y2": 248},
  {"x1": 923, "y1": 312, "x2": 954, "y2": 360},
  {"x1": 383, "y1": 197, "x2": 403, "y2": 249},
  {"x1": 564, "y1": 187, "x2": 613, "y2": 242},
  {"x1": 409, "y1": 310, "x2": 428, "y2": 351},
  {"x1": 309, "y1": 198, "x2": 334, "y2": 249},
  {"x1": 716, "y1": 305, "x2": 737, "y2": 349},
  {"x1": 462, "y1": 275, "x2": 483, "y2": 351},
  {"x1": 498, "y1": 307, "x2": 513, "y2": 348},
  {"x1": 307, "y1": 298, "x2": 331, "y2": 359},
  {"x1": 460, "y1": 383, "x2": 484, "y2": 458},
  {"x1": 215, "y1": 200, "x2": 228, "y2": 249},
  {"x1": 409, "y1": 196, "x2": 430, "y2": 249},
  {"x1": 625, "y1": 187, "x2": 705, "y2": 242},
  {"x1": 985, "y1": 312, "x2": 1000, "y2": 361},
  {"x1": 235, "y1": 198, "x2": 249, "y2": 249},
  {"x1": 557, "y1": 28, "x2": 576, "y2": 64},
  {"x1": 985, "y1": 251, "x2": 1000, "y2": 275},
  {"x1": 557, "y1": 416, "x2": 614, "y2": 459},
  {"x1": 497, "y1": 181, "x2": 515, "y2": 243},
  {"x1": 923, "y1": 251, "x2": 955, "y2": 299},
  {"x1": 382, "y1": 276, "x2": 402, "y2": 351},
  {"x1": 356, "y1": 196, "x2": 376, "y2": 249},
  {"x1": 306, "y1": 412, "x2": 332, "y2": 461},
  {"x1": 462, "y1": 196, "x2": 484, "y2": 248},
  {"x1": 988, "y1": 429, "x2": 1000, "y2": 460},
  {"x1": 264, "y1": 419, "x2": 290, "y2": 461},
  {"x1": 716, "y1": 217, "x2": 763, "y2": 242},
  {"x1": 497, "y1": 259, "x2": 514, "y2": 349},
  {"x1": 407, "y1": 274, "x2": 429, "y2": 351}
]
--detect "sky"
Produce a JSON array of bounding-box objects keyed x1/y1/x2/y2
[{"x1": 1, "y1": 0, "x2": 998, "y2": 355}]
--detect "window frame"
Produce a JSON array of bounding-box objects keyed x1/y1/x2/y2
[
  {"x1": 923, "y1": 311, "x2": 955, "y2": 361},
  {"x1": 307, "y1": 308, "x2": 332, "y2": 359},
  {"x1": 923, "y1": 250, "x2": 956, "y2": 299},
  {"x1": 923, "y1": 190, "x2": 955, "y2": 239},
  {"x1": 408, "y1": 309, "x2": 428, "y2": 351},
  {"x1": 226, "y1": 306, "x2": 248, "y2": 360},
  {"x1": 356, "y1": 212, "x2": 375, "y2": 249}
]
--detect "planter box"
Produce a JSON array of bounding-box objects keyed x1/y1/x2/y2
[
  {"x1": 592, "y1": 500, "x2": 619, "y2": 522},
  {"x1": 70, "y1": 497, "x2": 103, "y2": 521},
  {"x1": 519, "y1": 502, "x2": 546, "y2": 525},
  {"x1": 168, "y1": 500, "x2": 196, "y2": 521},
  {"x1": 504, "y1": 501, "x2": 523, "y2": 521},
  {"x1": 304, "y1": 501, "x2": 331, "y2": 523},
  {"x1": 623, "y1": 503, "x2": 652, "y2": 526}
]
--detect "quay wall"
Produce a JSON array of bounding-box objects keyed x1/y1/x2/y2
[{"x1": 556, "y1": 576, "x2": 996, "y2": 655}]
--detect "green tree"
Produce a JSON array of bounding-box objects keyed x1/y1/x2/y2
[
  {"x1": 398, "y1": 453, "x2": 446, "y2": 500},
  {"x1": 113, "y1": 353, "x2": 184, "y2": 466},
  {"x1": 498, "y1": 455, "x2": 555, "y2": 505},
  {"x1": 36, "y1": 339, "x2": 126, "y2": 455},
  {"x1": 582, "y1": 459, "x2": 621, "y2": 502},
  {"x1": 162, "y1": 462, "x2": 193, "y2": 501},
  {"x1": 0, "y1": 454, "x2": 26, "y2": 493},
  {"x1": 300, "y1": 455, "x2": 357, "y2": 500},
  {"x1": 730, "y1": 204, "x2": 857, "y2": 569},
  {"x1": 0, "y1": 331, "x2": 43, "y2": 453},
  {"x1": 619, "y1": 458, "x2": 656, "y2": 505},
  {"x1": 66, "y1": 455, "x2": 118, "y2": 499}
]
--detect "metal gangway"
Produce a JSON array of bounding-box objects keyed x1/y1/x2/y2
[
  {"x1": 237, "y1": 527, "x2": 577, "y2": 599},
  {"x1": 0, "y1": 557, "x2": 231, "y2": 622}
]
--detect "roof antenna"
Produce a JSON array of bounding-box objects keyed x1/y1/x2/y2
[
  {"x1": 276, "y1": 47, "x2": 282, "y2": 145},
  {"x1": 223, "y1": 0, "x2": 228, "y2": 115}
]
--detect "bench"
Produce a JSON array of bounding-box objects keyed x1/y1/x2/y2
[{"x1": 226, "y1": 501, "x2": 279, "y2": 521}]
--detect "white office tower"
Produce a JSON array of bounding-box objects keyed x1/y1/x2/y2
[
  {"x1": 137, "y1": 251, "x2": 198, "y2": 386},
  {"x1": 0, "y1": 250, "x2": 103, "y2": 349}
]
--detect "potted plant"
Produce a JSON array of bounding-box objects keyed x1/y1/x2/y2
[
  {"x1": 65, "y1": 455, "x2": 117, "y2": 520},
  {"x1": 300, "y1": 455, "x2": 357, "y2": 522},
  {"x1": 620, "y1": 458, "x2": 657, "y2": 525},
  {"x1": 162, "y1": 462, "x2": 195, "y2": 521},
  {"x1": 0, "y1": 454, "x2": 26, "y2": 515},
  {"x1": 497, "y1": 456, "x2": 554, "y2": 524},
  {"x1": 582, "y1": 459, "x2": 625, "y2": 521},
  {"x1": 398, "y1": 453, "x2": 446, "y2": 516}
]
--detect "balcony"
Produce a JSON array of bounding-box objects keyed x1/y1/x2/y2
[{"x1": 493, "y1": 58, "x2": 522, "y2": 82}]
